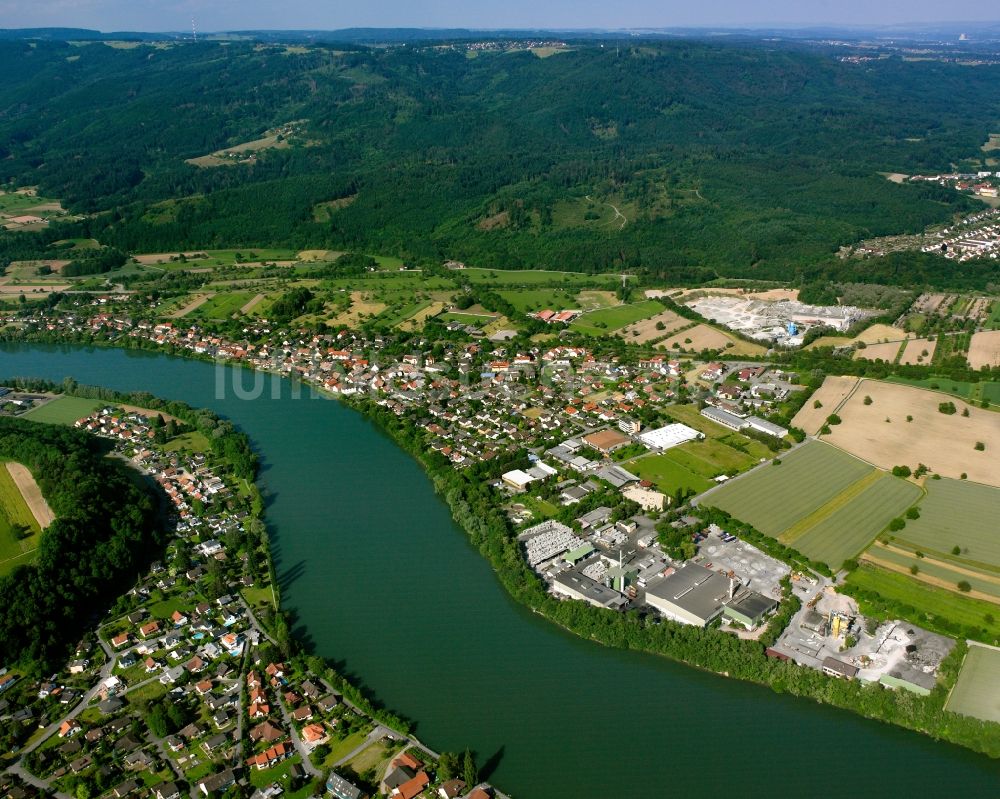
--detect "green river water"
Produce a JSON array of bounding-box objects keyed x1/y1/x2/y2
[{"x1": 2, "y1": 344, "x2": 998, "y2": 798}]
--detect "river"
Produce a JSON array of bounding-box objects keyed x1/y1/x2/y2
[{"x1": 2, "y1": 344, "x2": 998, "y2": 798}]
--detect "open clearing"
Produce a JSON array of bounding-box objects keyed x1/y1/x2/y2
[
  {"x1": 22, "y1": 395, "x2": 104, "y2": 425},
  {"x1": 616, "y1": 309, "x2": 690, "y2": 342},
  {"x1": 899, "y1": 337, "x2": 937, "y2": 365},
  {"x1": 397, "y1": 301, "x2": 446, "y2": 331},
  {"x1": 967, "y1": 330, "x2": 1000, "y2": 369},
  {"x1": 853, "y1": 340, "x2": 904, "y2": 362},
  {"x1": 821, "y1": 379, "x2": 1000, "y2": 487},
  {"x1": 855, "y1": 324, "x2": 910, "y2": 344},
  {"x1": 703, "y1": 441, "x2": 874, "y2": 538},
  {"x1": 239, "y1": 294, "x2": 267, "y2": 314},
  {"x1": 659, "y1": 323, "x2": 765, "y2": 355},
  {"x1": 947, "y1": 645, "x2": 1000, "y2": 723},
  {"x1": 893, "y1": 478, "x2": 1000, "y2": 566},
  {"x1": 5, "y1": 462, "x2": 54, "y2": 529},
  {"x1": 792, "y1": 376, "x2": 860, "y2": 434},
  {"x1": 863, "y1": 545, "x2": 1000, "y2": 602}
]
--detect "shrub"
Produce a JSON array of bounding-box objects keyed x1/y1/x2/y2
[
  {"x1": 910, "y1": 564, "x2": 919, "y2": 575},
  {"x1": 958, "y1": 580, "x2": 972, "y2": 593},
  {"x1": 863, "y1": 395, "x2": 873, "y2": 405},
  {"x1": 891, "y1": 465, "x2": 911, "y2": 478},
  {"x1": 952, "y1": 545, "x2": 961, "y2": 556},
  {"x1": 813, "y1": 399, "x2": 823, "y2": 409},
  {"x1": 905, "y1": 507, "x2": 920, "y2": 520},
  {"x1": 826, "y1": 413, "x2": 842, "y2": 425},
  {"x1": 974, "y1": 442, "x2": 985, "y2": 451},
  {"x1": 938, "y1": 401, "x2": 957, "y2": 415},
  {"x1": 888, "y1": 518, "x2": 906, "y2": 532}
]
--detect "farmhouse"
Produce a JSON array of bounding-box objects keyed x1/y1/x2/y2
[{"x1": 645, "y1": 564, "x2": 736, "y2": 627}]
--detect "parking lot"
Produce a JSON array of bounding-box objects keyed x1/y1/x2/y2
[{"x1": 692, "y1": 526, "x2": 790, "y2": 599}]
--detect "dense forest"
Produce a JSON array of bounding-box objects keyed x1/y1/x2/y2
[
  {"x1": 0, "y1": 417, "x2": 163, "y2": 671},
  {"x1": 0, "y1": 37, "x2": 998, "y2": 282}
]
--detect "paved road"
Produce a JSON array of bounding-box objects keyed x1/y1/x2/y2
[{"x1": 7, "y1": 761, "x2": 75, "y2": 799}]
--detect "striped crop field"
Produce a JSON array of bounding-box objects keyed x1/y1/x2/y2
[
  {"x1": 790, "y1": 475, "x2": 921, "y2": 566},
  {"x1": 704, "y1": 441, "x2": 873, "y2": 537},
  {"x1": 893, "y1": 479, "x2": 1000, "y2": 568},
  {"x1": 946, "y1": 645, "x2": 1000, "y2": 723}
]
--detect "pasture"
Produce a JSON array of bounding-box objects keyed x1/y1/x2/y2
[
  {"x1": 703, "y1": 441, "x2": 873, "y2": 538},
  {"x1": 570, "y1": 299, "x2": 665, "y2": 335},
  {"x1": 22, "y1": 396, "x2": 103, "y2": 425},
  {"x1": 185, "y1": 291, "x2": 255, "y2": 320},
  {"x1": 498, "y1": 288, "x2": 578, "y2": 312},
  {"x1": 461, "y1": 268, "x2": 624, "y2": 287},
  {"x1": 822, "y1": 379, "x2": 1000, "y2": 487},
  {"x1": 946, "y1": 645, "x2": 1000, "y2": 723},
  {"x1": 894, "y1": 479, "x2": 1000, "y2": 567}
]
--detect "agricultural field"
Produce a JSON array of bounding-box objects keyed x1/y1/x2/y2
[
  {"x1": 397, "y1": 300, "x2": 447, "y2": 331},
  {"x1": 863, "y1": 543, "x2": 1000, "y2": 601},
  {"x1": 853, "y1": 340, "x2": 904, "y2": 363},
  {"x1": 885, "y1": 375, "x2": 1000, "y2": 408},
  {"x1": 792, "y1": 376, "x2": 860, "y2": 435},
  {"x1": 22, "y1": 395, "x2": 103, "y2": 425},
  {"x1": 946, "y1": 645, "x2": 1000, "y2": 723},
  {"x1": 659, "y1": 323, "x2": 766, "y2": 355},
  {"x1": 0, "y1": 462, "x2": 43, "y2": 577},
  {"x1": 498, "y1": 288, "x2": 579, "y2": 313},
  {"x1": 626, "y1": 453, "x2": 713, "y2": 496},
  {"x1": 821, "y1": 379, "x2": 1000, "y2": 486},
  {"x1": 703, "y1": 441, "x2": 874, "y2": 539},
  {"x1": 660, "y1": 437, "x2": 760, "y2": 477},
  {"x1": 967, "y1": 330, "x2": 1000, "y2": 370},
  {"x1": 892, "y1": 479, "x2": 1000, "y2": 567},
  {"x1": 461, "y1": 268, "x2": 624, "y2": 287},
  {"x1": 787, "y1": 474, "x2": 921, "y2": 567},
  {"x1": 898, "y1": 337, "x2": 937, "y2": 365},
  {"x1": 185, "y1": 291, "x2": 256, "y2": 320},
  {"x1": 570, "y1": 299, "x2": 665, "y2": 335},
  {"x1": 805, "y1": 323, "x2": 910, "y2": 351},
  {"x1": 616, "y1": 309, "x2": 690, "y2": 343}
]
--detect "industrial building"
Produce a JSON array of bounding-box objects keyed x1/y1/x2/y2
[
  {"x1": 722, "y1": 590, "x2": 778, "y2": 630},
  {"x1": 552, "y1": 571, "x2": 630, "y2": 611},
  {"x1": 645, "y1": 563, "x2": 737, "y2": 627},
  {"x1": 638, "y1": 423, "x2": 703, "y2": 451},
  {"x1": 700, "y1": 405, "x2": 747, "y2": 431}
]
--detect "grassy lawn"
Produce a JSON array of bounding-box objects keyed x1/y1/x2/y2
[
  {"x1": 946, "y1": 645, "x2": 1000, "y2": 722},
  {"x1": 626, "y1": 453, "x2": 713, "y2": 495},
  {"x1": 894, "y1": 479, "x2": 1000, "y2": 567},
  {"x1": 22, "y1": 395, "x2": 103, "y2": 425},
  {"x1": 241, "y1": 583, "x2": 277, "y2": 611},
  {"x1": 327, "y1": 731, "x2": 369, "y2": 764},
  {"x1": 163, "y1": 431, "x2": 212, "y2": 454},
  {"x1": 438, "y1": 312, "x2": 494, "y2": 325},
  {"x1": 661, "y1": 404, "x2": 773, "y2": 460},
  {"x1": 125, "y1": 680, "x2": 167, "y2": 703},
  {"x1": 0, "y1": 461, "x2": 42, "y2": 576},
  {"x1": 570, "y1": 299, "x2": 664, "y2": 335},
  {"x1": 344, "y1": 741, "x2": 389, "y2": 775},
  {"x1": 705, "y1": 441, "x2": 873, "y2": 538},
  {"x1": 665, "y1": 438, "x2": 758, "y2": 477},
  {"x1": 845, "y1": 563, "x2": 1000, "y2": 641}
]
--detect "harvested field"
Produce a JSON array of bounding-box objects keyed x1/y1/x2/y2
[
  {"x1": 854, "y1": 324, "x2": 909, "y2": 344},
  {"x1": 0, "y1": 283, "x2": 69, "y2": 295},
  {"x1": 853, "y1": 340, "x2": 904, "y2": 362},
  {"x1": 947, "y1": 645, "x2": 1000, "y2": 723},
  {"x1": 791, "y1": 376, "x2": 860, "y2": 435},
  {"x1": 821, "y1": 379, "x2": 1000, "y2": 487},
  {"x1": 328, "y1": 291, "x2": 387, "y2": 327},
  {"x1": 899, "y1": 337, "x2": 937, "y2": 365},
  {"x1": 660, "y1": 323, "x2": 765, "y2": 355},
  {"x1": 397, "y1": 301, "x2": 446, "y2": 331},
  {"x1": 747, "y1": 288, "x2": 799, "y2": 301},
  {"x1": 169, "y1": 293, "x2": 213, "y2": 318},
  {"x1": 6, "y1": 462, "x2": 54, "y2": 529},
  {"x1": 968, "y1": 330, "x2": 1000, "y2": 369},
  {"x1": 617, "y1": 309, "x2": 689, "y2": 343}
]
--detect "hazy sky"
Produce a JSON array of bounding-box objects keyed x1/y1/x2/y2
[{"x1": 0, "y1": 0, "x2": 997, "y2": 33}]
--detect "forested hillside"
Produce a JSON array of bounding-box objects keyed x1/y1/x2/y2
[
  {"x1": 1, "y1": 37, "x2": 998, "y2": 279},
  {"x1": 0, "y1": 418, "x2": 162, "y2": 671}
]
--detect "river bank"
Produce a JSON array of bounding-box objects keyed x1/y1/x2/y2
[{"x1": 3, "y1": 343, "x2": 999, "y2": 798}]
